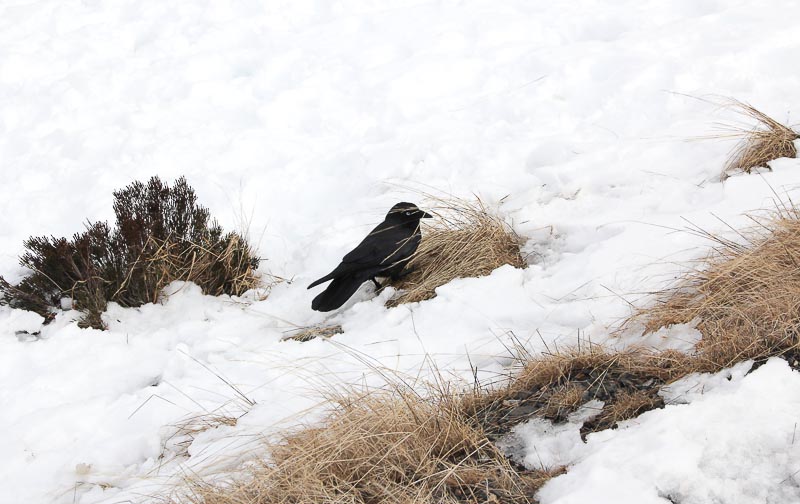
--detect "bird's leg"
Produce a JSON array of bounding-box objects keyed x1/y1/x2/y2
[{"x1": 371, "y1": 277, "x2": 383, "y2": 289}]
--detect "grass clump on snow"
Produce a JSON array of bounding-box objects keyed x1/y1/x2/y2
[
  {"x1": 470, "y1": 344, "x2": 692, "y2": 440},
  {"x1": 387, "y1": 196, "x2": 524, "y2": 306},
  {"x1": 173, "y1": 382, "x2": 552, "y2": 504},
  {"x1": 719, "y1": 99, "x2": 799, "y2": 180},
  {"x1": 0, "y1": 176, "x2": 260, "y2": 329},
  {"x1": 162, "y1": 411, "x2": 241, "y2": 461},
  {"x1": 635, "y1": 203, "x2": 800, "y2": 372},
  {"x1": 282, "y1": 324, "x2": 344, "y2": 342}
]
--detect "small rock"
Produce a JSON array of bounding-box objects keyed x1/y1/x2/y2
[{"x1": 507, "y1": 404, "x2": 538, "y2": 420}]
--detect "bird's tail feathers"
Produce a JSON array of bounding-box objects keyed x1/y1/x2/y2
[
  {"x1": 308, "y1": 272, "x2": 335, "y2": 289},
  {"x1": 311, "y1": 275, "x2": 365, "y2": 312}
]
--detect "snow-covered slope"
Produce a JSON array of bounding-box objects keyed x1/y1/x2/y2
[{"x1": 1, "y1": 1, "x2": 800, "y2": 503}]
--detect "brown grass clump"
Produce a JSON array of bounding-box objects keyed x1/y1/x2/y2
[
  {"x1": 636, "y1": 205, "x2": 800, "y2": 372},
  {"x1": 540, "y1": 384, "x2": 585, "y2": 421},
  {"x1": 598, "y1": 389, "x2": 662, "y2": 426},
  {"x1": 162, "y1": 412, "x2": 240, "y2": 460},
  {"x1": 125, "y1": 231, "x2": 259, "y2": 304},
  {"x1": 387, "y1": 197, "x2": 524, "y2": 306},
  {"x1": 282, "y1": 324, "x2": 343, "y2": 342},
  {"x1": 719, "y1": 100, "x2": 799, "y2": 179},
  {"x1": 175, "y1": 385, "x2": 551, "y2": 504},
  {"x1": 472, "y1": 345, "x2": 692, "y2": 439}
]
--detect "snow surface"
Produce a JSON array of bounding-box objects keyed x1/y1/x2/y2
[
  {"x1": 2, "y1": 0, "x2": 800, "y2": 503},
  {"x1": 537, "y1": 359, "x2": 800, "y2": 504}
]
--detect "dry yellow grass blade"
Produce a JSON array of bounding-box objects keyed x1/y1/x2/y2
[
  {"x1": 387, "y1": 196, "x2": 524, "y2": 306},
  {"x1": 719, "y1": 100, "x2": 799, "y2": 179}
]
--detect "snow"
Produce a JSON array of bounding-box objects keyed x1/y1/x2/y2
[
  {"x1": 537, "y1": 359, "x2": 800, "y2": 504},
  {"x1": 1, "y1": 0, "x2": 800, "y2": 503},
  {"x1": 498, "y1": 400, "x2": 604, "y2": 470}
]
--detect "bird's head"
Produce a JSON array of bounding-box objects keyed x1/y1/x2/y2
[{"x1": 386, "y1": 202, "x2": 433, "y2": 221}]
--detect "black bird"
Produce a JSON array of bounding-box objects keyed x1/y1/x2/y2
[{"x1": 308, "y1": 202, "x2": 432, "y2": 312}]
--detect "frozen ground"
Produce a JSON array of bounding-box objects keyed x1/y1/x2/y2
[{"x1": 1, "y1": 1, "x2": 800, "y2": 503}]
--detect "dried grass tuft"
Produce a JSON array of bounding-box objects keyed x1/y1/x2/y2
[
  {"x1": 174, "y1": 384, "x2": 550, "y2": 504},
  {"x1": 387, "y1": 196, "x2": 524, "y2": 306},
  {"x1": 162, "y1": 412, "x2": 240, "y2": 460},
  {"x1": 540, "y1": 384, "x2": 585, "y2": 421},
  {"x1": 472, "y1": 345, "x2": 692, "y2": 438},
  {"x1": 719, "y1": 100, "x2": 799, "y2": 179},
  {"x1": 635, "y1": 205, "x2": 800, "y2": 372},
  {"x1": 282, "y1": 324, "x2": 343, "y2": 342},
  {"x1": 510, "y1": 346, "x2": 690, "y2": 398},
  {"x1": 131, "y1": 232, "x2": 260, "y2": 303},
  {"x1": 599, "y1": 389, "x2": 661, "y2": 425}
]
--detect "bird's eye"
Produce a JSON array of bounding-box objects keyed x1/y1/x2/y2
[{"x1": 404, "y1": 210, "x2": 413, "y2": 215}]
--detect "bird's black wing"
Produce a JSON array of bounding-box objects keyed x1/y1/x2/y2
[
  {"x1": 307, "y1": 221, "x2": 414, "y2": 289},
  {"x1": 341, "y1": 221, "x2": 411, "y2": 265}
]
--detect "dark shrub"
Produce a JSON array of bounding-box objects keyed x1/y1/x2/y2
[{"x1": 0, "y1": 177, "x2": 260, "y2": 329}]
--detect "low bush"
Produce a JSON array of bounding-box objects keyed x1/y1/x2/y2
[{"x1": 0, "y1": 176, "x2": 260, "y2": 329}]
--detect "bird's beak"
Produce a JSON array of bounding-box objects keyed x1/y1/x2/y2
[{"x1": 421, "y1": 211, "x2": 433, "y2": 219}]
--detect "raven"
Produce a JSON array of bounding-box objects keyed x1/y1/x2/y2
[{"x1": 308, "y1": 202, "x2": 432, "y2": 312}]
